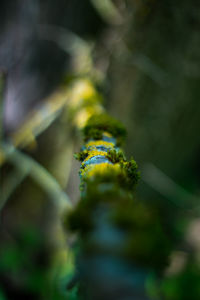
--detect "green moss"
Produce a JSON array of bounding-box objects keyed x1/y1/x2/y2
[
  {"x1": 107, "y1": 150, "x2": 140, "y2": 187},
  {"x1": 107, "y1": 149, "x2": 125, "y2": 163},
  {"x1": 120, "y1": 159, "x2": 140, "y2": 188},
  {"x1": 78, "y1": 155, "x2": 139, "y2": 192},
  {"x1": 78, "y1": 93, "x2": 103, "y2": 108},
  {"x1": 69, "y1": 93, "x2": 103, "y2": 118},
  {"x1": 74, "y1": 150, "x2": 89, "y2": 162},
  {"x1": 82, "y1": 165, "x2": 139, "y2": 192},
  {"x1": 83, "y1": 113, "x2": 126, "y2": 145},
  {"x1": 84, "y1": 128, "x2": 103, "y2": 141}
]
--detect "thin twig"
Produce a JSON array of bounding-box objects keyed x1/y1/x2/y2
[
  {"x1": 1, "y1": 143, "x2": 72, "y2": 211},
  {"x1": 142, "y1": 163, "x2": 199, "y2": 209},
  {"x1": 0, "y1": 72, "x2": 5, "y2": 144}
]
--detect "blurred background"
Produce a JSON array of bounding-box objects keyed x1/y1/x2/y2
[{"x1": 1, "y1": 0, "x2": 200, "y2": 299}]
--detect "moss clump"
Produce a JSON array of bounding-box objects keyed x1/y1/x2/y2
[
  {"x1": 79, "y1": 157, "x2": 140, "y2": 192},
  {"x1": 84, "y1": 128, "x2": 103, "y2": 141},
  {"x1": 107, "y1": 149, "x2": 125, "y2": 163},
  {"x1": 121, "y1": 159, "x2": 140, "y2": 188},
  {"x1": 74, "y1": 150, "x2": 89, "y2": 162},
  {"x1": 83, "y1": 113, "x2": 126, "y2": 145},
  {"x1": 107, "y1": 150, "x2": 140, "y2": 189}
]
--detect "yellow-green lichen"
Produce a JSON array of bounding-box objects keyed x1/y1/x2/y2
[
  {"x1": 85, "y1": 140, "x2": 115, "y2": 149},
  {"x1": 83, "y1": 150, "x2": 108, "y2": 163},
  {"x1": 69, "y1": 79, "x2": 102, "y2": 109},
  {"x1": 68, "y1": 79, "x2": 105, "y2": 129},
  {"x1": 73, "y1": 105, "x2": 104, "y2": 129},
  {"x1": 84, "y1": 163, "x2": 121, "y2": 178},
  {"x1": 80, "y1": 159, "x2": 139, "y2": 192}
]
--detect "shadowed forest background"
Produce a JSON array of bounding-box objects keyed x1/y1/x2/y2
[{"x1": 1, "y1": 0, "x2": 200, "y2": 299}]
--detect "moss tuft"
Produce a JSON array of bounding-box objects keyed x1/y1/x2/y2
[
  {"x1": 74, "y1": 150, "x2": 89, "y2": 161},
  {"x1": 121, "y1": 159, "x2": 140, "y2": 188},
  {"x1": 83, "y1": 113, "x2": 126, "y2": 145},
  {"x1": 107, "y1": 149, "x2": 125, "y2": 163},
  {"x1": 84, "y1": 128, "x2": 103, "y2": 141},
  {"x1": 80, "y1": 160, "x2": 139, "y2": 192}
]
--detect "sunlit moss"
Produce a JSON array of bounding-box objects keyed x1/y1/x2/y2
[
  {"x1": 83, "y1": 150, "x2": 108, "y2": 162},
  {"x1": 68, "y1": 79, "x2": 105, "y2": 130},
  {"x1": 73, "y1": 105, "x2": 104, "y2": 129},
  {"x1": 79, "y1": 159, "x2": 139, "y2": 192},
  {"x1": 69, "y1": 79, "x2": 101, "y2": 108},
  {"x1": 81, "y1": 162, "x2": 120, "y2": 178}
]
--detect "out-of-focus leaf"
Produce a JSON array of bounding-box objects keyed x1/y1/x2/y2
[
  {"x1": 0, "y1": 287, "x2": 6, "y2": 300},
  {"x1": 0, "y1": 245, "x2": 25, "y2": 271},
  {"x1": 142, "y1": 163, "x2": 199, "y2": 210},
  {"x1": 11, "y1": 87, "x2": 69, "y2": 149},
  {"x1": 90, "y1": 0, "x2": 123, "y2": 25},
  {"x1": 0, "y1": 73, "x2": 5, "y2": 142}
]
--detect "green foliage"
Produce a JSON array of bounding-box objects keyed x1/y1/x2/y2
[
  {"x1": 121, "y1": 159, "x2": 141, "y2": 189},
  {"x1": 0, "y1": 288, "x2": 6, "y2": 300},
  {"x1": 161, "y1": 262, "x2": 200, "y2": 300},
  {"x1": 66, "y1": 286, "x2": 79, "y2": 300},
  {"x1": 0, "y1": 226, "x2": 68, "y2": 300}
]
